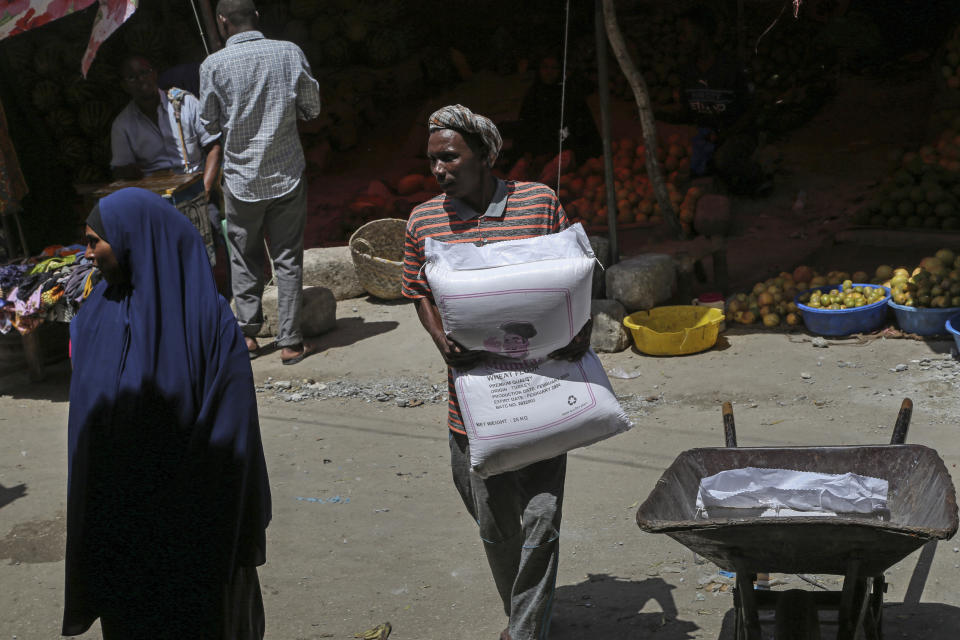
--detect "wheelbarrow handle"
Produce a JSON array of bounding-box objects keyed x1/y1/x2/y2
[
  {"x1": 890, "y1": 398, "x2": 912, "y2": 445},
  {"x1": 722, "y1": 401, "x2": 737, "y2": 448}
]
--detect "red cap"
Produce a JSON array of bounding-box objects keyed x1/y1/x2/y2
[{"x1": 697, "y1": 292, "x2": 724, "y2": 303}]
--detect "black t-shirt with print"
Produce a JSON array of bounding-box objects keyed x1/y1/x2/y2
[{"x1": 681, "y1": 58, "x2": 751, "y2": 131}]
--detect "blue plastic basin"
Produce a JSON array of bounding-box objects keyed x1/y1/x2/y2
[
  {"x1": 946, "y1": 313, "x2": 960, "y2": 353},
  {"x1": 795, "y1": 284, "x2": 891, "y2": 337},
  {"x1": 889, "y1": 300, "x2": 960, "y2": 336}
]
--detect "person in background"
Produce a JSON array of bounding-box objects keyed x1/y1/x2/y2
[
  {"x1": 111, "y1": 55, "x2": 221, "y2": 193},
  {"x1": 63, "y1": 188, "x2": 271, "y2": 639},
  {"x1": 200, "y1": 0, "x2": 322, "y2": 365},
  {"x1": 402, "y1": 104, "x2": 592, "y2": 640},
  {"x1": 110, "y1": 55, "x2": 228, "y2": 283},
  {"x1": 674, "y1": 7, "x2": 767, "y2": 195},
  {"x1": 510, "y1": 54, "x2": 601, "y2": 178}
]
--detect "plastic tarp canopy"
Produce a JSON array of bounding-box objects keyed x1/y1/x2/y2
[{"x1": 0, "y1": 0, "x2": 138, "y2": 75}]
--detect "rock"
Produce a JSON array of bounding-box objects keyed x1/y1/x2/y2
[
  {"x1": 302, "y1": 246, "x2": 365, "y2": 300},
  {"x1": 812, "y1": 337, "x2": 829, "y2": 348},
  {"x1": 589, "y1": 235, "x2": 610, "y2": 298},
  {"x1": 891, "y1": 364, "x2": 908, "y2": 372},
  {"x1": 590, "y1": 299, "x2": 631, "y2": 353},
  {"x1": 694, "y1": 194, "x2": 732, "y2": 237},
  {"x1": 237, "y1": 285, "x2": 337, "y2": 338},
  {"x1": 605, "y1": 254, "x2": 676, "y2": 312},
  {"x1": 800, "y1": 372, "x2": 812, "y2": 379}
]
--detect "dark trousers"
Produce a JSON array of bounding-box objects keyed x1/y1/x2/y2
[{"x1": 99, "y1": 566, "x2": 264, "y2": 640}]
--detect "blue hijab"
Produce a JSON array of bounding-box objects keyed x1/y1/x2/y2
[{"x1": 63, "y1": 188, "x2": 271, "y2": 635}]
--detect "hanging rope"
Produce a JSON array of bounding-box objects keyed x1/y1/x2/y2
[
  {"x1": 189, "y1": 0, "x2": 210, "y2": 57},
  {"x1": 556, "y1": 0, "x2": 572, "y2": 194},
  {"x1": 755, "y1": 0, "x2": 802, "y2": 54}
]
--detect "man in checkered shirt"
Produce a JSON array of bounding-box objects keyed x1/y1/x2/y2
[{"x1": 200, "y1": 0, "x2": 321, "y2": 365}]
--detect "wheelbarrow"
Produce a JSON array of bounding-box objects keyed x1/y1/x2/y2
[{"x1": 636, "y1": 399, "x2": 958, "y2": 639}]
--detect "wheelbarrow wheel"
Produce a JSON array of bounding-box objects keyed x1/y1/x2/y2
[
  {"x1": 733, "y1": 587, "x2": 743, "y2": 640},
  {"x1": 774, "y1": 589, "x2": 822, "y2": 639}
]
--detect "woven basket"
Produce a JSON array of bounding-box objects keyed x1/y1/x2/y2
[{"x1": 349, "y1": 218, "x2": 406, "y2": 300}]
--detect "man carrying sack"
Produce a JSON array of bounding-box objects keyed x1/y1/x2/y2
[{"x1": 402, "y1": 104, "x2": 592, "y2": 640}]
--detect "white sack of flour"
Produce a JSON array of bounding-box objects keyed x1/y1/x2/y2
[
  {"x1": 454, "y1": 349, "x2": 633, "y2": 477},
  {"x1": 424, "y1": 224, "x2": 594, "y2": 360}
]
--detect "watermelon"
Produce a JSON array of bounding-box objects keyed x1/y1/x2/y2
[
  {"x1": 300, "y1": 41, "x2": 324, "y2": 70},
  {"x1": 45, "y1": 108, "x2": 78, "y2": 139},
  {"x1": 64, "y1": 77, "x2": 98, "y2": 107},
  {"x1": 309, "y1": 17, "x2": 336, "y2": 42},
  {"x1": 289, "y1": 0, "x2": 321, "y2": 20},
  {"x1": 75, "y1": 164, "x2": 105, "y2": 184},
  {"x1": 365, "y1": 29, "x2": 406, "y2": 68},
  {"x1": 34, "y1": 43, "x2": 64, "y2": 76},
  {"x1": 60, "y1": 137, "x2": 90, "y2": 165},
  {"x1": 79, "y1": 101, "x2": 112, "y2": 137},
  {"x1": 420, "y1": 47, "x2": 457, "y2": 86},
  {"x1": 91, "y1": 137, "x2": 113, "y2": 168},
  {"x1": 282, "y1": 19, "x2": 310, "y2": 46},
  {"x1": 32, "y1": 80, "x2": 62, "y2": 112},
  {"x1": 258, "y1": 4, "x2": 289, "y2": 36},
  {"x1": 60, "y1": 41, "x2": 87, "y2": 72},
  {"x1": 4, "y1": 38, "x2": 34, "y2": 72},
  {"x1": 322, "y1": 37, "x2": 352, "y2": 66},
  {"x1": 344, "y1": 17, "x2": 368, "y2": 44}
]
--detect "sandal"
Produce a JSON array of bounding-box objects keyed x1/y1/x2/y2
[
  {"x1": 245, "y1": 337, "x2": 260, "y2": 360},
  {"x1": 281, "y1": 343, "x2": 316, "y2": 366}
]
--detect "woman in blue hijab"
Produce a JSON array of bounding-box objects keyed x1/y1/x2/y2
[{"x1": 63, "y1": 188, "x2": 271, "y2": 639}]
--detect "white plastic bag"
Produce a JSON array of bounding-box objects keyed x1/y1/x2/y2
[
  {"x1": 696, "y1": 467, "x2": 889, "y2": 518},
  {"x1": 455, "y1": 350, "x2": 633, "y2": 477},
  {"x1": 424, "y1": 224, "x2": 595, "y2": 360}
]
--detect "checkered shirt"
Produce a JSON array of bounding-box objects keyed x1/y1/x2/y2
[{"x1": 199, "y1": 30, "x2": 321, "y2": 202}]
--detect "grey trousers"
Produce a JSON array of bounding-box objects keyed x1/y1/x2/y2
[
  {"x1": 223, "y1": 180, "x2": 307, "y2": 347},
  {"x1": 449, "y1": 431, "x2": 565, "y2": 640}
]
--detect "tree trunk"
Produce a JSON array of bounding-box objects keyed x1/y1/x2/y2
[
  {"x1": 197, "y1": 0, "x2": 223, "y2": 53},
  {"x1": 601, "y1": 0, "x2": 685, "y2": 239},
  {"x1": 594, "y1": 0, "x2": 618, "y2": 265}
]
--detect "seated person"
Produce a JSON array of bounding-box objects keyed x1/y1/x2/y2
[
  {"x1": 505, "y1": 55, "x2": 602, "y2": 178},
  {"x1": 673, "y1": 8, "x2": 767, "y2": 195},
  {"x1": 111, "y1": 55, "x2": 220, "y2": 183},
  {"x1": 111, "y1": 55, "x2": 228, "y2": 277}
]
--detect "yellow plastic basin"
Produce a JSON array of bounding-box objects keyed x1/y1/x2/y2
[{"x1": 623, "y1": 306, "x2": 724, "y2": 356}]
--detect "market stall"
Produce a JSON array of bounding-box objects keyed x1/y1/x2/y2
[{"x1": 0, "y1": 0, "x2": 137, "y2": 380}]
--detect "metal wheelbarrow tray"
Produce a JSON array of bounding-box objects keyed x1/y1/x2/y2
[{"x1": 636, "y1": 400, "x2": 959, "y2": 640}]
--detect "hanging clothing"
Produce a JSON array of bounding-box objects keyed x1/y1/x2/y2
[
  {"x1": 0, "y1": 98, "x2": 27, "y2": 214},
  {"x1": 63, "y1": 188, "x2": 271, "y2": 638}
]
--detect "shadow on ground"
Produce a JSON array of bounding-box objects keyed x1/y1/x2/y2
[
  {"x1": 0, "y1": 482, "x2": 27, "y2": 510},
  {"x1": 551, "y1": 574, "x2": 699, "y2": 639},
  {"x1": 0, "y1": 360, "x2": 71, "y2": 401},
  {"x1": 312, "y1": 317, "x2": 399, "y2": 350}
]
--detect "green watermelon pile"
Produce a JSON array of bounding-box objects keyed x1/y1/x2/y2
[
  {"x1": 601, "y1": 6, "x2": 835, "y2": 135},
  {"x1": 0, "y1": 5, "x2": 180, "y2": 185}
]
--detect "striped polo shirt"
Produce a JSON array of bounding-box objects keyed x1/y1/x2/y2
[{"x1": 402, "y1": 179, "x2": 569, "y2": 434}]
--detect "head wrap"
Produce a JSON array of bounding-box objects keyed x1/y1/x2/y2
[
  {"x1": 428, "y1": 104, "x2": 502, "y2": 166},
  {"x1": 85, "y1": 203, "x2": 107, "y2": 243}
]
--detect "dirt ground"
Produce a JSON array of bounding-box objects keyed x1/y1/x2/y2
[{"x1": 3, "y1": 67, "x2": 960, "y2": 639}]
